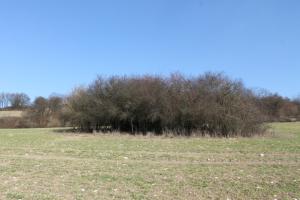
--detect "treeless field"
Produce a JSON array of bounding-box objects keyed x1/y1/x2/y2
[
  {"x1": 0, "y1": 111, "x2": 23, "y2": 118},
  {"x1": 0, "y1": 123, "x2": 299, "y2": 199}
]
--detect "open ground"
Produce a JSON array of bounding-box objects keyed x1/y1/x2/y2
[
  {"x1": 0, "y1": 123, "x2": 299, "y2": 199},
  {"x1": 0, "y1": 111, "x2": 23, "y2": 118}
]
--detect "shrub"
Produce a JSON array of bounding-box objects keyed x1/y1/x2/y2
[{"x1": 65, "y1": 72, "x2": 265, "y2": 137}]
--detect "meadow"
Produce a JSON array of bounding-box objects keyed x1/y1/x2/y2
[
  {"x1": 0, "y1": 123, "x2": 299, "y2": 200},
  {"x1": 0, "y1": 111, "x2": 23, "y2": 118}
]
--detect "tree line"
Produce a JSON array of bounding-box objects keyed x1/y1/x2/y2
[
  {"x1": 255, "y1": 92, "x2": 300, "y2": 122},
  {"x1": 0, "y1": 92, "x2": 30, "y2": 109},
  {"x1": 1, "y1": 72, "x2": 299, "y2": 136},
  {"x1": 64, "y1": 73, "x2": 299, "y2": 136},
  {"x1": 0, "y1": 94, "x2": 65, "y2": 128}
]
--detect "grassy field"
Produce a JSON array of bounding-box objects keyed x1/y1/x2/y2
[{"x1": 0, "y1": 123, "x2": 299, "y2": 200}]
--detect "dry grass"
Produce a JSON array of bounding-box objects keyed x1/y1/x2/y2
[
  {"x1": 0, "y1": 123, "x2": 299, "y2": 199},
  {"x1": 0, "y1": 111, "x2": 24, "y2": 118}
]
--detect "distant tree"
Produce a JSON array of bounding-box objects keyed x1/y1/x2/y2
[
  {"x1": 48, "y1": 96, "x2": 63, "y2": 114},
  {"x1": 280, "y1": 102, "x2": 298, "y2": 117},
  {"x1": 24, "y1": 95, "x2": 65, "y2": 127},
  {"x1": 4, "y1": 93, "x2": 12, "y2": 108},
  {"x1": 253, "y1": 91, "x2": 300, "y2": 121},
  {"x1": 29, "y1": 97, "x2": 49, "y2": 127},
  {"x1": 0, "y1": 93, "x2": 4, "y2": 108},
  {"x1": 10, "y1": 93, "x2": 30, "y2": 109}
]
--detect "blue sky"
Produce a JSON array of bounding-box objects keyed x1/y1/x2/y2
[{"x1": 0, "y1": 0, "x2": 299, "y2": 99}]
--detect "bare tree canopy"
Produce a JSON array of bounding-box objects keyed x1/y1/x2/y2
[
  {"x1": 65, "y1": 73, "x2": 266, "y2": 137},
  {"x1": 0, "y1": 92, "x2": 30, "y2": 109},
  {"x1": 1, "y1": 74, "x2": 299, "y2": 132}
]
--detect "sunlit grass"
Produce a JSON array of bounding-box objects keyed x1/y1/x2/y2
[{"x1": 0, "y1": 123, "x2": 299, "y2": 199}]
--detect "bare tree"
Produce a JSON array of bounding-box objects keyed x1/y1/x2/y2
[
  {"x1": 10, "y1": 93, "x2": 30, "y2": 109},
  {"x1": 65, "y1": 73, "x2": 266, "y2": 137}
]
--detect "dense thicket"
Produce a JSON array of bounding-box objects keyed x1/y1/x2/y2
[
  {"x1": 65, "y1": 73, "x2": 265, "y2": 136},
  {"x1": 255, "y1": 92, "x2": 300, "y2": 122},
  {"x1": 1, "y1": 73, "x2": 299, "y2": 133}
]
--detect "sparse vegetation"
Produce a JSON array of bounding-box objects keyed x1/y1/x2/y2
[
  {"x1": 0, "y1": 111, "x2": 23, "y2": 118},
  {"x1": 0, "y1": 111, "x2": 26, "y2": 128},
  {"x1": 0, "y1": 95, "x2": 65, "y2": 128}
]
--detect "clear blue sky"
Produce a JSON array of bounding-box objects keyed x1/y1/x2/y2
[{"x1": 0, "y1": 0, "x2": 299, "y2": 99}]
